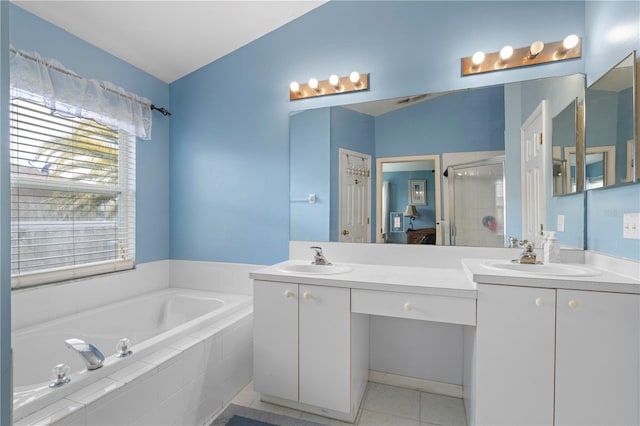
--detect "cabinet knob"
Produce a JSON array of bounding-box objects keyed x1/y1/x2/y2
[
  {"x1": 568, "y1": 299, "x2": 579, "y2": 309},
  {"x1": 535, "y1": 297, "x2": 545, "y2": 307},
  {"x1": 404, "y1": 302, "x2": 413, "y2": 311},
  {"x1": 303, "y1": 291, "x2": 312, "y2": 300},
  {"x1": 284, "y1": 290, "x2": 294, "y2": 299}
]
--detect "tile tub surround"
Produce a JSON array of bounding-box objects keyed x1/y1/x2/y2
[
  {"x1": 11, "y1": 260, "x2": 171, "y2": 330},
  {"x1": 15, "y1": 308, "x2": 253, "y2": 426},
  {"x1": 11, "y1": 259, "x2": 263, "y2": 331}
]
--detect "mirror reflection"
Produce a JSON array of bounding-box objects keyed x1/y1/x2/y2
[
  {"x1": 290, "y1": 74, "x2": 586, "y2": 248},
  {"x1": 585, "y1": 52, "x2": 637, "y2": 189},
  {"x1": 552, "y1": 98, "x2": 584, "y2": 195}
]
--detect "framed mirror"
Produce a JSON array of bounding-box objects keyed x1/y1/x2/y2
[
  {"x1": 290, "y1": 74, "x2": 586, "y2": 248},
  {"x1": 585, "y1": 51, "x2": 637, "y2": 189}
]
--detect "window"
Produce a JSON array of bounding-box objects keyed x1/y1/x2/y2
[{"x1": 10, "y1": 98, "x2": 135, "y2": 288}]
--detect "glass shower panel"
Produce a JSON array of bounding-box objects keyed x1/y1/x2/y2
[{"x1": 449, "y1": 158, "x2": 505, "y2": 247}]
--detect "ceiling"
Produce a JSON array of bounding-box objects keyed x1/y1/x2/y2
[{"x1": 12, "y1": 1, "x2": 327, "y2": 83}]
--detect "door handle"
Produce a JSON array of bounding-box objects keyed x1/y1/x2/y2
[{"x1": 342, "y1": 230, "x2": 350, "y2": 236}]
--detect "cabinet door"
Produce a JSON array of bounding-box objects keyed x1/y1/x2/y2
[
  {"x1": 475, "y1": 284, "x2": 556, "y2": 426},
  {"x1": 299, "y1": 284, "x2": 351, "y2": 413},
  {"x1": 555, "y1": 290, "x2": 640, "y2": 426},
  {"x1": 253, "y1": 280, "x2": 299, "y2": 401}
]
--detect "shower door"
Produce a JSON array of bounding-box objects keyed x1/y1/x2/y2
[{"x1": 448, "y1": 156, "x2": 505, "y2": 247}]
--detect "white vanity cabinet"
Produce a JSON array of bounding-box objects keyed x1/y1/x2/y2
[
  {"x1": 253, "y1": 279, "x2": 368, "y2": 421},
  {"x1": 473, "y1": 284, "x2": 640, "y2": 426}
]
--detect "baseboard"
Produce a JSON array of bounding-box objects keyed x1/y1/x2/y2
[{"x1": 368, "y1": 370, "x2": 463, "y2": 399}]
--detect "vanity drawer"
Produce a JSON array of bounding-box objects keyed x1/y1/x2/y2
[{"x1": 351, "y1": 289, "x2": 476, "y2": 325}]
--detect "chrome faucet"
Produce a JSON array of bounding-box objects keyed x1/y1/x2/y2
[
  {"x1": 310, "y1": 246, "x2": 331, "y2": 265},
  {"x1": 507, "y1": 236, "x2": 519, "y2": 248},
  {"x1": 65, "y1": 338, "x2": 105, "y2": 370},
  {"x1": 514, "y1": 240, "x2": 537, "y2": 264}
]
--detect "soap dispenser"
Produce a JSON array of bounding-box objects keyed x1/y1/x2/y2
[{"x1": 543, "y1": 231, "x2": 560, "y2": 263}]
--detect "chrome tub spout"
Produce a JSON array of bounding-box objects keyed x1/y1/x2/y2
[{"x1": 64, "y1": 338, "x2": 105, "y2": 370}]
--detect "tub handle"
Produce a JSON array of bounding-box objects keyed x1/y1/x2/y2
[
  {"x1": 116, "y1": 338, "x2": 133, "y2": 358},
  {"x1": 49, "y1": 363, "x2": 71, "y2": 388}
]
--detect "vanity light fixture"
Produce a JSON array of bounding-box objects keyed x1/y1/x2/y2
[
  {"x1": 462, "y1": 35, "x2": 581, "y2": 76},
  {"x1": 499, "y1": 45, "x2": 514, "y2": 61},
  {"x1": 308, "y1": 78, "x2": 320, "y2": 93},
  {"x1": 562, "y1": 34, "x2": 580, "y2": 50},
  {"x1": 471, "y1": 51, "x2": 485, "y2": 66},
  {"x1": 329, "y1": 74, "x2": 341, "y2": 90},
  {"x1": 529, "y1": 40, "x2": 545, "y2": 58},
  {"x1": 289, "y1": 71, "x2": 369, "y2": 101}
]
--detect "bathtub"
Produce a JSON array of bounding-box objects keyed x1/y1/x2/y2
[{"x1": 13, "y1": 287, "x2": 253, "y2": 425}]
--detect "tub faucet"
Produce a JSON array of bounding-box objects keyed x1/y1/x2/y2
[
  {"x1": 310, "y1": 246, "x2": 331, "y2": 265},
  {"x1": 65, "y1": 338, "x2": 105, "y2": 370}
]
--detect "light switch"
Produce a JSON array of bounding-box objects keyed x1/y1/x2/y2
[
  {"x1": 557, "y1": 214, "x2": 565, "y2": 232},
  {"x1": 623, "y1": 213, "x2": 640, "y2": 239}
]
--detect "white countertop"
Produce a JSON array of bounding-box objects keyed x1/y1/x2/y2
[
  {"x1": 462, "y1": 258, "x2": 640, "y2": 294},
  {"x1": 250, "y1": 260, "x2": 476, "y2": 298}
]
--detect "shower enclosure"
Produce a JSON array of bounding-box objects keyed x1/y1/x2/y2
[{"x1": 447, "y1": 156, "x2": 505, "y2": 247}]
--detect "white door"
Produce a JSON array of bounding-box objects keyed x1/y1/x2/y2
[
  {"x1": 555, "y1": 290, "x2": 640, "y2": 426},
  {"x1": 299, "y1": 284, "x2": 351, "y2": 413},
  {"x1": 521, "y1": 101, "x2": 549, "y2": 247},
  {"x1": 339, "y1": 148, "x2": 371, "y2": 242},
  {"x1": 253, "y1": 280, "x2": 299, "y2": 401},
  {"x1": 475, "y1": 284, "x2": 556, "y2": 426}
]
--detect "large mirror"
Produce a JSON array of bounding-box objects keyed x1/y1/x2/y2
[
  {"x1": 290, "y1": 74, "x2": 587, "y2": 248},
  {"x1": 585, "y1": 51, "x2": 637, "y2": 189}
]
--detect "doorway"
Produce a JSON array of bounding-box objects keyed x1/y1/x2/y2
[{"x1": 375, "y1": 155, "x2": 441, "y2": 244}]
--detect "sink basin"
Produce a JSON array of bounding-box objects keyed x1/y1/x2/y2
[
  {"x1": 484, "y1": 261, "x2": 600, "y2": 277},
  {"x1": 277, "y1": 263, "x2": 352, "y2": 275}
]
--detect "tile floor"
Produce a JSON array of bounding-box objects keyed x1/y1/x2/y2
[{"x1": 225, "y1": 381, "x2": 467, "y2": 426}]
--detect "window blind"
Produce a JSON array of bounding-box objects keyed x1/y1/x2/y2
[{"x1": 10, "y1": 98, "x2": 135, "y2": 288}]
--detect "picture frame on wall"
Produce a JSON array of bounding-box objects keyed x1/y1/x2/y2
[
  {"x1": 409, "y1": 179, "x2": 427, "y2": 205},
  {"x1": 390, "y1": 212, "x2": 404, "y2": 232}
]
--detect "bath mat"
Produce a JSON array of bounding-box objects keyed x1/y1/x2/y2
[{"x1": 210, "y1": 404, "x2": 328, "y2": 426}]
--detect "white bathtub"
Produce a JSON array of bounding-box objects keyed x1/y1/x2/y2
[{"x1": 13, "y1": 287, "x2": 253, "y2": 424}]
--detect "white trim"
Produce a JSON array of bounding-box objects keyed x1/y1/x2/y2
[
  {"x1": 565, "y1": 145, "x2": 616, "y2": 187},
  {"x1": 368, "y1": 370, "x2": 463, "y2": 398},
  {"x1": 11, "y1": 259, "x2": 134, "y2": 289}
]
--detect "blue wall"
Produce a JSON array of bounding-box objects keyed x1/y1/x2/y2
[
  {"x1": 9, "y1": 5, "x2": 171, "y2": 264},
  {"x1": 376, "y1": 85, "x2": 505, "y2": 158},
  {"x1": 170, "y1": 1, "x2": 585, "y2": 265},
  {"x1": 585, "y1": 0, "x2": 640, "y2": 260}
]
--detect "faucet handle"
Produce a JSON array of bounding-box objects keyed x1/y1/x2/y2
[{"x1": 309, "y1": 246, "x2": 323, "y2": 255}]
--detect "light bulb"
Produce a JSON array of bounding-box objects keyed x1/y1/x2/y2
[
  {"x1": 308, "y1": 78, "x2": 319, "y2": 90},
  {"x1": 471, "y1": 51, "x2": 485, "y2": 65},
  {"x1": 329, "y1": 74, "x2": 340, "y2": 87},
  {"x1": 499, "y1": 45, "x2": 513, "y2": 61},
  {"x1": 529, "y1": 40, "x2": 544, "y2": 57},
  {"x1": 563, "y1": 34, "x2": 579, "y2": 50},
  {"x1": 289, "y1": 81, "x2": 300, "y2": 93},
  {"x1": 349, "y1": 71, "x2": 360, "y2": 84}
]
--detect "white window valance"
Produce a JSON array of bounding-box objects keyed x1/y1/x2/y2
[{"x1": 9, "y1": 46, "x2": 152, "y2": 140}]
